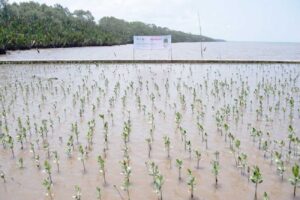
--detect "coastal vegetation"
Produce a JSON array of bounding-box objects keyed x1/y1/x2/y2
[{"x1": 0, "y1": 0, "x2": 215, "y2": 54}]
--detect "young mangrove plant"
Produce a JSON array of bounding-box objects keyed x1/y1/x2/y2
[
  {"x1": 250, "y1": 166, "x2": 263, "y2": 200},
  {"x1": 186, "y1": 140, "x2": 192, "y2": 159},
  {"x1": 263, "y1": 192, "x2": 269, "y2": 200},
  {"x1": 146, "y1": 138, "x2": 152, "y2": 158},
  {"x1": 7, "y1": 135, "x2": 14, "y2": 158},
  {"x1": 163, "y1": 136, "x2": 170, "y2": 158},
  {"x1": 211, "y1": 160, "x2": 220, "y2": 186},
  {"x1": 96, "y1": 187, "x2": 102, "y2": 200},
  {"x1": 176, "y1": 159, "x2": 183, "y2": 180},
  {"x1": 276, "y1": 159, "x2": 285, "y2": 181},
  {"x1": 44, "y1": 160, "x2": 52, "y2": 183},
  {"x1": 18, "y1": 157, "x2": 24, "y2": 169},
  {"x1": 72, "y1": 185, "x2": 82, "y2": 200},
  {"x1": 42, "y1": 178, "x2": 52, "y2": 198},
  {"x1": 147, "y1": 161, "x2": 159, "y2": 184},
  {"x1": 289, "y1": 163, "x2": 300, "y2": 197},
  {"x1": 78, "y1": 145, "x2": 86, "y2": 172},
  {"x1": 0, "y1": 171, "x2": 5, "y2": 183},
  {"x1": 120, "y1": 159, "x2": 132, "y2": 200},
  {"x1": 187, "y1": 169, "x2": 196, "y2": 199},
  {"x1": 52, "y1": 151, "x2": 60, "y2": 173},
  {"x1": 154, "y1": 174, "x2": 164, "y2": 200},
  {"x1": 195, "y1": 150, "x2": 201, "y2": 169},
  {"x1": 97, "y1": 155, "x2": 106, "y2": 185}
]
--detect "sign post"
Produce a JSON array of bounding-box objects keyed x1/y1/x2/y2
[{"x1": 133, "y1": 35, "x2": 172, "y2": 60}]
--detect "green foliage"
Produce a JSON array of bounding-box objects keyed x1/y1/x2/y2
[
  {"x1": 250, "y1": 166, "x2": 263, "y2": 184},
  {"x1": 0, "y1": 1, "x2": 215, "y2": 54},
  {"x1": 187, "y1": 169, "x2": 196, "y2": 198},
  {"x1": 289, "y1": 163, "x2": 300, "y2": 197}
]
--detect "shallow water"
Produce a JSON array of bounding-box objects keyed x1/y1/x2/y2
[
  {"x1": 0, "y1": 63, "x2": 299, "y2": 200},
  {"x1": 1, "y1": 42, "x2": 300, "y2": 61}
]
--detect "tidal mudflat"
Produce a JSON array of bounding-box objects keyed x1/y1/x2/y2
[{"x1": 0, "y1": 63, "x2": 299, "y2": 200}]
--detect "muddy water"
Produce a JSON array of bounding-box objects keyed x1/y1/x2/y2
[
  {"x1": 0, "y1": 64, "x2": 299, "y2": 200},
  {"x1": 1, "y1": 42, "x2": 300, "y2": 61}
]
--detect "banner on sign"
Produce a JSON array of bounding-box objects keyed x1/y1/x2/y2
[{"x1": 133, "y1": 35, "x2": 171, "y2": 50}]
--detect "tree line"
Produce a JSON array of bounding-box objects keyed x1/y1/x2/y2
[{"x1": 0, "y1": 0, "x2": 217, "y2": 54}]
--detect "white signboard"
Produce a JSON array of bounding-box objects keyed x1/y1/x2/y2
[{"x1": 133, "y1": 35, "x2": 171, "y2": 50}]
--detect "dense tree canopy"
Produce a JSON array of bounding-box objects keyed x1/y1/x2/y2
[{"x1": 0, "y1": 1, "x2": 216, "y2": 54}]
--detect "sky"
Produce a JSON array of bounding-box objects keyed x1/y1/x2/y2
[{"x1": 10, "y1": 0, "x2": 300, "y2": 42}]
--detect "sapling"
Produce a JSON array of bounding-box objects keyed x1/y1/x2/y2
[
  {"x1": 42, "y1": 178, "x2": 52, "y2": 198},
  {"x1": 175, "y1": 112, "x2": 182, "y2": 128},
  {"x1": 7, "y1": 135, "x2": 14, "y2": 158},
  {"x1": 154, "y1": 174, "x2": 164, "y2": 200},
  {"x1": 214, "y1": 151, "x2": 220, "y2": 162},
  {"x1": 52, "y1": 151, "x2": 60, "y2": 173},
  {"x1": 97, "y1": 155, "x2": 106, "y2": 185},
  {"x1": 276, "y1": 160, "x2": 285, "y2": 180},
  {"x1": 30, "y1": 142, "x2": 35, "y2": 158},
  {"x1": 163, "y1": 136, "x2": 170, "y2": 158},
  {"x1": 0, "y1": 171, "x2": 5, "y2": 183},
  {"x1": 72, "y1": 122, "x2": 79, "y2": 144},
  {"x1": 147, "y1": 161, "x2": 159, "y2": 184},
  {"x1": 186, "y1": 140, "x2": 192, "y2": 159},
  {"x1": 176, "y1": 159, "x2": 183, "y2": 180},
  {"x1": 263, "y1": 192, "x2": 269, "y2": 200},
  {"x1": 78, "y1": 145, "x2": 86, "y2": 172},
  {"x1": 44, "y1": 160, "x2": 52, "y2": 183},
  {"x1": 16, "y1": 132, "x2": 24, "y2": 150},
  {"x1": 146, "y1": 138, "x2": 152, "y2": 158},
  {"x1": 250, "y1": 166, "x2": 263, "y2": 200},
  {"x1": 195, "y1": 150, "x2": 201, "y2": 169},
  {"x1": 187, "y1": 169, "x2": 196, "y2": 199},
  {"x1": 120, "y1": 159, "x2": 131, "y2": 200},
  {"x1": 72, "y1": 185, "x2": 82, "y2": 200},
  {"x1": 289, "y1": 163, "x2": 300, "y2": 197},
  {"x1": 17, "y1": 157, "x2": 24, "y2": 169},
  {"x1": 96, "y1": 187, "x2": 102, "y2": 200},
  {"x1": 211, "y1": 160, "x2": 220, "y2": 186},
  {"x1": 35, "y1": 154, "x2": 40, "y2": 169}
]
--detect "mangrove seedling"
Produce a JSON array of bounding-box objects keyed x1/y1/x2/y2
[
  {"x1": 250, "y1": 166, "x2": 263, "y2": 200},
  {"x1": 154, "y1": 174, "x2": 164, "y2": 200},
  {"x1": 187, "y1": 169, "x2": 196, "y2": 199},
  {"x1": 78, "y1": 145, "x2": 86, "y2": 172},
  {"x1": 120, "y1": 159, "x2": 132, "y2": 200},
  {"x1": 176, "y1": 159, "x2": 183, "y2": 180},
  {"x1": 97, "y1": 155, "x2": 106, "y2": 185},
  {"x1": 186, "y1": 140, "x2": 192, "y2": 159},
  {"x1": 72, "y1": 185, "x2": 82, "y2": 200},
  {"x1": 18, "y1": 157, "x2": 24, "y2": 169},
  {"x1": 0, "y1": 171, "x2": 5, "y2": 183},
  {"x1": 35, "y1": 154, "x2": 40, "y2": 169},
  {"x1": 147, "y1": 161, "x2": 159, "y2": 184},
  {"x1": 289, "y1": 163, "x2": 300, "y2": 197},
  {"x1": 195, "y1": 150, "x2": 201, "y2": 169},
  {"x1": 276, "y1": 160, "x2": 285, "y2": 180},
  {"x1": 7, "y1": 135, "x2": 14, "y2": 158},
  {"x1": 30, "y1": 142, "x2": 35, "y2": 159},
  {"x1": 44, "y1": 160, "x2": 52, "y2": 183},
  {"x1": 96, "y1": 187, "x2": 102, "y2": 200},
  {"x1": 146, "y1": 138, "x2": 152, "y2": 158},
  {"x1": 263, "y1": 192, "x2": 269, "y2": 200},
  {"x1": 214, "y1": 151, "x2": 220, "y2": 162},
  {"x1": 163, "y1": 136, "x2": 170, "y2": 158},
  {"x1": 42, "y1": 178, "x2": 52, "y2": 198},
  {"x1": 211, "y1": 160, "x2": 220, "y2": 186},
  {"x1": 52, "y1": 151, "x2": 60, "y2": 173}
]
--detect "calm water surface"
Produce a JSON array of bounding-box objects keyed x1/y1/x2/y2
[{"x1": 1, "y1": 42, "x2": 300, "y2": 61}]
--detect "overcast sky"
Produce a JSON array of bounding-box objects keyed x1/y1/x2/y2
[{"x1": 10, "y1": 0, "x2": 300, "y2": 42}]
